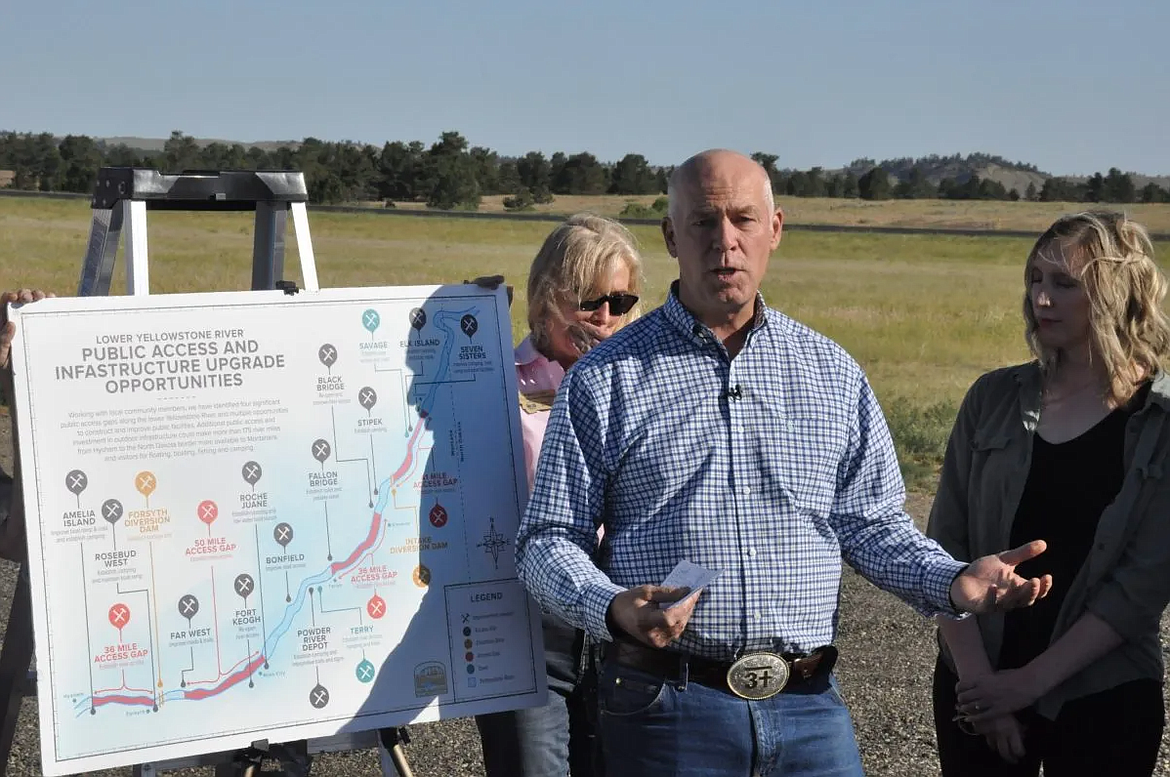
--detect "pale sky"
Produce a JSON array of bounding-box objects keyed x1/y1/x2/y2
[{"x1": 2, "y1": 0, "x2": 1166, "y2": 175}]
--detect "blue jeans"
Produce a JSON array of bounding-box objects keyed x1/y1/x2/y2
[
  {"x1": 474, "y1": 613, "x2": 598, "y2": 777},
  {"x1": 597, "y1": 658, "x2": 863, "y2": 777}
]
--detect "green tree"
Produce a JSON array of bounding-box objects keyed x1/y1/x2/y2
[
  {"x1": 610, "y1": 153, "x2": 656, "y2": 195},
  {"x1": 425, "y1": 131, "x2": 480, "y2": 210},
  {"x1": 163, "y1": 130, "x2": 201, "y2": 172},
  {"x1": 379, "y1": 141, "x2": 426, "y2": 201},
  {"x1": 1140, "y1": 182, "x2": 1168, "y2": 203},
  {"x1": 1025, "y1": 181, "x2": 1038, "y2": 201},
  {"x1": 1084, "y1": 172, "x2": 1105, "y2": 202},
  {"x1": 1040, "y1": 177, "x2": 1077, "y2": 202},
  {"x1": 503, "y1": 189, "x2": 535, "y2": 211},
  {"x1": 893, "y1": 167, "x2": 935, "y2": 199},
  {"x1": 857, "y1": 167, "x2": 891, "y2": 200},
  {"x1": 497, "y1": 160, "x2": 522, "y2": 195},
  {"x1": 751, "y1": 153, "x2": 781, "y2": 193},
  {"x1": 1102, "y1": 168, "x2": 1136, "y2": 203},
  {"x1": 57, "y1": 134, "x2": 103, "y2": 192},
  {"x1": 977, "y1": 178, "x2": 1007, "y2": 200},
  {"x1": 553, "y1": 152, "x2": 608, "y2": 195},
  {"x1": 517, "y1": 151, "x2": 551, "y2": 193},
  {"x1": 840, "y1": 172, "x2": 859, "y2": 199},
  {"x1": 470, "y1": 146, "x2": 501, "y2": 195}
]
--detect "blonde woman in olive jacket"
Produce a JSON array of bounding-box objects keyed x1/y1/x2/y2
[{"x1": 927, "y1": 211, "x2": 1170, "y2": 777}]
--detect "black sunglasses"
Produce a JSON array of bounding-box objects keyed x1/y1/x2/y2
[{"x1": 579, "y1": 292, "x2": 639, "y2": 315}]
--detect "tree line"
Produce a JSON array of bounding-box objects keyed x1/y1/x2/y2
[{"x1": 2, "y1": 130, "x2": 1167, "y2": 209}]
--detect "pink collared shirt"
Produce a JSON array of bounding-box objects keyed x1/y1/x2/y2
[{"x1": 515, "y1": 336, "x2": 566, "y2": 491}]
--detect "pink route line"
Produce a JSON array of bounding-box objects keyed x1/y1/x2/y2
[
  {"x1": 331, "y1": 410, "x2": 429, "y2": 575},
  {"x1": 93, "y1": 694, "x2": 153, "y2": 708},
  {"x1": 389, "y1": 414, "x2": 427, "y2": 483},
  {"x1": 183, "y1": 651, "x2": 258, "y2": 687},
  {"x1": 331, "y1": 513, "x2": 382, "y2": 574},
  {"x1": 340, "y1": 517, "x2": 394, "y2": 581},
  {"x1": 182, "y1": 654, "x2": 266, "y2": 701}
]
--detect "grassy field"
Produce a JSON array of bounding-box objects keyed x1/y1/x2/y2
[
  {"x1": 4, "y1": 196, "x2": 1169, "y2": 487},
  {"x1": 390, "y1": 194, "x2": 1170, "y2": 233}
]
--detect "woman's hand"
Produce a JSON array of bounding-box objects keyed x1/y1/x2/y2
[{"x1": 956, "y1": 667, "x2": 1044, "y2": 722}]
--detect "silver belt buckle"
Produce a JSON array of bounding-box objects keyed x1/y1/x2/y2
[{"x1": 726, "y1": 652, "x2": 789, "y2": 700}]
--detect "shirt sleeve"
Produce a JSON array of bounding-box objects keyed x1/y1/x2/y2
[
  {"x1": 515, "y1": 369, "x2": 625, "y2": 642},
  {"x1": 829, "y1": 371, "x2": 967, "y2": 617}
]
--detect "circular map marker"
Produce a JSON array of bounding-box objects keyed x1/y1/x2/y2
[
  {"x1": 197, "y1": 500, "x2": 219, "y2": 527},
  {"x1": 234, "y1": 574, "x2": 255, "y2": 600},
  {"x1": 460, "y1": 314, "x2": 479, "y2": 339},
  {"x1": 413, "y1": 564, "x2": 431, "y2": 588},
  {"x1": 102, "y1": 498, "x2": 123, "y2": 525},
  {"x1": 242, "y1": 461, "x2": 263, "y2": 487},
  {"x1": 312, "y1": 439, "x2": 332, "y2": 464},
  {"x1": 65, "y1": 469, "x2": 88, "y2": 495},
  {"x1": 409, "y1": 307, "x2": 427, "y2": 331},
  {"x1": 273, "y1": 522, "x2": 293, "y2": 548},
  {"x1": 356, "y1": 658, "x2": 376, "y2": 684},
  {"x1": 177, "y1": 594, "x2": 199, "y2": 622},
  {"x1": 366, "y1": 594, "x2": 386, "y2": 619},
  {"x1": 358, "y1": 386, "x2": 378, "y2": 412},
  {"x1": 309, "y1": 683, "x2": 330, "y2": 709},
  {"x1": 108, "y1": 603, "x2": 130, "y2": 630},
  {"x1": 317, "y1": 343, "x2": 338, "y2": 368},
  {"x1": 135, "y1": 471, "x2": 157, "y2": 498},
  {"x1": 362, "y1": 309, "x2": 381, "y2": 335},
  {"x1": 429, "y1": 503, "x2": 448, "y2": 529}
]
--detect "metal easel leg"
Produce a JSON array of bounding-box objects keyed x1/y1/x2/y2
[
  {"x1": 251, "y1": 202, "x2": 287, "y2": 291},
  {"x1": 378, "y1": 727, "x2": 415, "y2": 777},
  {"x1": 77, "y1": 205, "x2": 124, "y2": 297}
]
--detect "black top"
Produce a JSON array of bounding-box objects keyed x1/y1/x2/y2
[{"x1": 998, "y1": 391, "x2": 1143, "y2": 669}]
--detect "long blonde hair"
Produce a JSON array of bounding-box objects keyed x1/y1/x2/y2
[
  {"x1": 527, "y1": 213, "x2": 644, "y2": 354},
  {"x1": 1023, "y1": 210, "x2": 1170, "y2": 405}
]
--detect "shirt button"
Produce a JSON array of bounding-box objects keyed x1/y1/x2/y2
[
  {"x1": 754, "y1": 612, "x2": 763, "y2": 621},
  {"x1": 747, "y1": 548, "x2": 757, "y2": 558},
  {"x1": 742, "y1": 486, "x2": 751, "y2": 496},
  {"x1": 738, "y1": 424, "x2": 747, "y2": 434}
]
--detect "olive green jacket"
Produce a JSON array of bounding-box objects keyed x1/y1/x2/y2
[{"x1": 927, "y1": 362, "x2": 1170, "y2": 719}]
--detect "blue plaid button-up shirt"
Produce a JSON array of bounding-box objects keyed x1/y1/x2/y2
[{"x1": 516, "y1": 288, "x2": 965, "y2": 659}]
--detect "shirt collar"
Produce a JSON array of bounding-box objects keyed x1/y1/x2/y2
[{"x1": 663, "y1": 280, "x2": 769, "y2": 349}]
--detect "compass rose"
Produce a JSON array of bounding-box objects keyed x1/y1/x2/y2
[{"x1": 476, "y1": 517, "x2": 510, "y2": 570}]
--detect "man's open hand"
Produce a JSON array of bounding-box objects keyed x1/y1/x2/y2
[
  {"x1": 950, "y1": 540, "x2": 1053, "y2": 615},
  {"x1": 608, "y1": 585, "x2": 697, "y2": 648}
]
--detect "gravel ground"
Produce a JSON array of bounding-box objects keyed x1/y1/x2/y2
[{"x1": 0, "y1": 450, "x2": 1167, "y2": 777}]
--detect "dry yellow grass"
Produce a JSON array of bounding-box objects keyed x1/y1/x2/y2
[
  {"x1": 391, "y1": 195, "x2": 1170, "y2": 233},
  {"x1": 3, "y1": 196, "x2": 1167, "y2": 416}
]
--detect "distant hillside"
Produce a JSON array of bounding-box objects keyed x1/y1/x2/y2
[{"x1": 824, "y1": 153, "x2": 1170, "y2": 195}]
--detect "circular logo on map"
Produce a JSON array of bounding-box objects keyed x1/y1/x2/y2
[{"x1": 413, "y1": 564, "x2": 431, "y2": 588}]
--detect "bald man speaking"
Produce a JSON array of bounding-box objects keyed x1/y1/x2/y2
[{"x1": 516, "y1": 150, "x2": 1051, "y2": 776}]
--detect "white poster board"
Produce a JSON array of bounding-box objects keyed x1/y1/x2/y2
[{"x1": 8, "y1": 284, "x2": 545, "y2": 775}]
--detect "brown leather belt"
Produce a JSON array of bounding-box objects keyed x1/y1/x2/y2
[{"x1": 605, "y1": 640, "x2": 837, "y2": 698}]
